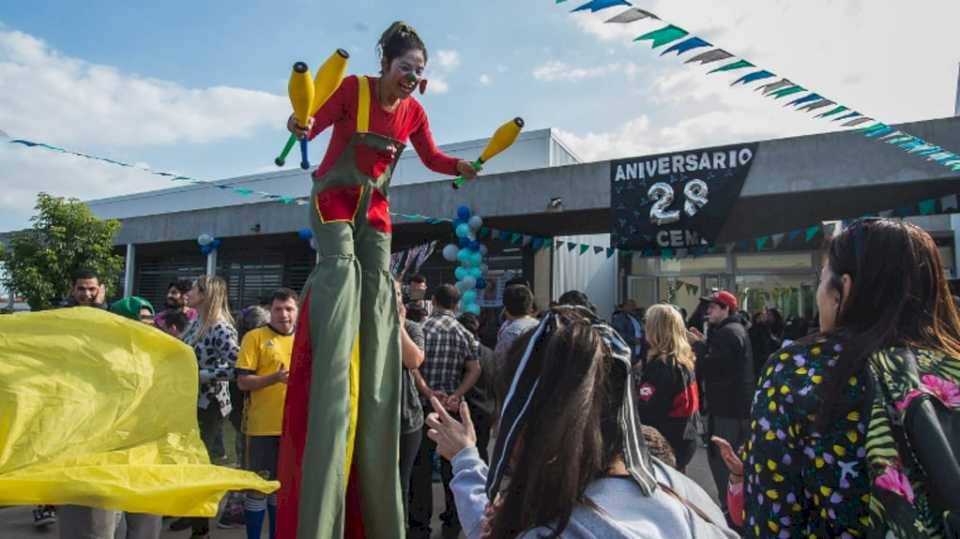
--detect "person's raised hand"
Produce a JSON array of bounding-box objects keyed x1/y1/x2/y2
[
  {"x1": 287, "y1": 114, "x2": 312, "y2": 140},
  {"x1": 456, "y1": 160, "x2": 478, "y2": 180},
  {"x1": 711, "y1": 436, "x2": 744, "y2": 482},
  {"x1": 687, "y1": 327, "x2": 705, "y2": 343},
  {"x1": 426, "y1": 396, "x2": 477, "y2": 461}
]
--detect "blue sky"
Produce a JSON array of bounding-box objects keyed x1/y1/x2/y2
[{"x1": 1, "y1": 0, "x2": 959, "y2": 232}]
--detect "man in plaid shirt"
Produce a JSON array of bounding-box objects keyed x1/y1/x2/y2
[{"x1": 408, "y1": 284, "x2": 481, "y2": 539}]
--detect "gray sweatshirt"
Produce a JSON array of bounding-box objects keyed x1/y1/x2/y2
[{"x1": 450, "y1": 447, "x2": 737, "y2": 539}]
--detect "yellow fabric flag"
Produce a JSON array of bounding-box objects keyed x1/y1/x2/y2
[{"x1": 0, "y1": 307, "x2": 278, "y2": 516}]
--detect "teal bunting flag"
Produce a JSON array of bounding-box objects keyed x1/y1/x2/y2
[
  {"x1": 479, "y1": 226, "x2": 490, "y2": 239},
  {"x1": 579, "y1": 244, "x2": 590, "y2": 255},
  {"x1": 606, "y1": 247, "x2": 616, "y2": 258},
  {"x1": 805, "y1": 226, "x2": 820, "y2": 242},
  {"x1": 571, "y1": 0, "x2": 630, "y2": 13},
  {"x1": 660, "y1": 248, "x2": 674, "y2": 260},
  {"x1": 511, "y1": 233, "x2": 522, "y2": 245},
  {"x1": 787, "y1": 93, "x2": 823, "y2": 108},
  {"x1": 770, "y1": 86, "x2": 806, "y2": 99},
  {"x1": 707, "y1": 59, "x2": 754, "y2": 74},
  {"x1": 544, "y1": 238, "x2": 554, "y2": 247},
  {"x1": 817, "y1": 105, "x2": 850, "y2": 119},
  {"x1": 756, "y1": 236, "x2": 769, "y2": 250},
  {"x1": 635, "y1": 25, "x2": 689, "y2": 49},
  {"x1": 567, "y1": 242, "x2": 578, "y2": 252}
]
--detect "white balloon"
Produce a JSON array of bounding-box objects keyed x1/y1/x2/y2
[
  {"x1": 462, "y1": 276, "x2": 477, "y2": 290},
  {"x1": 479, "y1": 244, "x2": 488, "y2": 256},
  {"x1": 480, "y1": 264, "x2": 489, "y2": 274},
  {"x1": 197, "y1": 233, "x2": 213, "y2": 246},
  {"x1": 442, "y1": 244, "x2": 460, "y2": 262},
  {"x1": 468, "y1": 215, "x2": 483, "y2": 230}
]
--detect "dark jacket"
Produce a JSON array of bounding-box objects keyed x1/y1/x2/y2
[
  {"x1": 694, "y1": 316, "x2": 754, "y2": 418},
  {"x1": 611, "y1": 310, "x2": 646, "y2": 367}
]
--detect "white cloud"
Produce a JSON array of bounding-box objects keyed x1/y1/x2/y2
[
  {"x1": 533, "y1": 60, "x2": 640, "y2": 82},
  {"x1": 429, "y1": 78, "x2": 450, "y2": 94},
  {"x1": 479, "y1": 74, "x2": 492, "y2": 86},
  {"x1": 0, "y1": 29, "x2": 289, "y2": 232},
  {"x1": 0, "y1": 30, "x2": 287, "y2": 147},
  {"x1": 435, "y1": 49, "x2": 461, "y2": 70}
]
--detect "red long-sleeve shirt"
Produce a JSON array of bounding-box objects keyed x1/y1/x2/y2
[{"x1": 308, "y1": 75, "x2": 459, "y2": 180}]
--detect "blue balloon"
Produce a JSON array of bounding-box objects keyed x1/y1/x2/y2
[
  {"x1": 458, "y1": 238, "x2": 470, "y2": 248},
  {"x1": 465, "y1": 303, "x2": 481, "y2": 315},
  {"x1": 211, "y1": 239, "x2": 222, "y2": 249},
  {"x1": 462, "y1": 290, "x2": 477, "y2": 304},
  {"x1": 201, "y1": 245, "x2": 212, "y2": 256},
  {"x1": 456, "y1": 223, "x2": 471, "y2": 239},
  {"x1": 455, "y1": 267, "x2": 467, "y2": 281},
  {"x1": 457, "y1": 206, "x2": 471, "y2": 220},
  {"x1": 469, "y1": 240, "x2": 480, "y2": 251},
  {"x1": 476, "y1": 278, "x2": 487, "y2": 290},
  {"x1": 298, "y1": 228, "x2": 313, "y2": 241}
]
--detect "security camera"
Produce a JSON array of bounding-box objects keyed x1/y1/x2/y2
[{"x1": 547, "y1": 197, "x2": 564, "y2": 211}]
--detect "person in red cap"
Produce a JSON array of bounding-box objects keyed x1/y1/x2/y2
[{"x1": 686, "y1": 290, "x2": 753, "y2": 524}]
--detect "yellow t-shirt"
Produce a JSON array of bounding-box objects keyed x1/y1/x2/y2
[{"x1": 236, "y1": 326, "x2": 295, "y2": 436}]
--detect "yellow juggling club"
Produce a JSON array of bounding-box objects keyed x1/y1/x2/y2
[
  {"x1": 275, "y1": 50, "x2": 351, "y2": 168},
  {"x1": 452, "y1": 117, "x2": 525, "y2": 189},
  {"x1": 288, "y1": 62, "x2": 315, "y2": 170},
  {"x1": 311, "y1": 49, "x2": 349, "y2": 115}
]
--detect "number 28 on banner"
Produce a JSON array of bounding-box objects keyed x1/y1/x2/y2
[{"x1": 648, "y1": 180, "x2": 709, "y2": 225}]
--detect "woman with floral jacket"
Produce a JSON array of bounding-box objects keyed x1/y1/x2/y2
[{"x1": 719, "y1": 218, "x2": 960, "y2": 538}]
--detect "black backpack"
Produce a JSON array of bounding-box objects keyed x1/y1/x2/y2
[{"x1": 866, "y1": 348, "x2": 960, "y2": 538}]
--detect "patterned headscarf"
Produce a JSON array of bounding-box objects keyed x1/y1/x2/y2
[{"x1": 485, "y1": 305, "x2": 658, "y2": 499}]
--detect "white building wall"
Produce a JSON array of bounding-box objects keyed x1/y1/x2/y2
[{"x1": 552, "y1": 234, "x2": 617, "y2": 321}]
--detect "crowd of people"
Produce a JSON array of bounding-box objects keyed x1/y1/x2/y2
[{"x1": 13, "y1": 216, "x2": 960, "y2": 538}]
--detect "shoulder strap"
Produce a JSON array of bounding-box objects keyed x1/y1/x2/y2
[{"x1": 356, "y1": 75, "x2": 370, "y2": 133}]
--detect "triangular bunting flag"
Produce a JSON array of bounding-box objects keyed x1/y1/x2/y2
[
  {"x1": 834, "y1": 111, "x2": 862, "y2": 122},
  {"x1": 684, "y1": 49, "x2": 733, "y2": 65},
  {"x1": 732, "y1": 70, "x2": 775, "y2": 86},
  {"x1": 544, "y1": 238, "x2": 554, "y2": 247},
  {"x1": 606, "y1": 248, "x2": 616, "y2": 258},
  {"x1": 661, "y1": 36, "x2": 712, "y2": 56},
  {"x1": 568, "y1": 242, "x2": 578, "y2": 252},
  {"x1": 816, "y1": 105, "x2": 849, "y2": 119},
  {"x1": 594, "y1": 246, "x2": 605, "y2": 254},
  {"x1": 787, "y1": 229, "x2": 802, "y2": 242},
  {"x1": 635, "y1": 25, "x2": 689, "y2": 49},
  {"x1": 757, "y1": 78, "x2": 793, "y2": 95},
  {"x1": 605, "y1": 7, "x2": 659, "y2": 23},
  {"x1": 941, "y1": 195, "x2": 958, "y2": 212},
  {"x1": 787, "y1": 93, "x2": 823, "y2": 108},
  {"x1": 579, "y1": 244, "x2": 590, "y2": 255},
  {"x1": 510, "y1": 233, "x2": 522, "y2": 245},
  {"x1": 843, "y1": 117, "x2": 874, "y2": 127},
  {"x1": 660, "y1": 248, "x2": 674, "y2": 260},
  {"x1": 707, "y1": 59, "x2": 754, "y2": 74},
  {"x1": 769, "y1": 86, "x2": 806, "y2": 99},
  {"x1": 756, "y1": 236, "x2": 769, "y2": 250},
  {"x1": 532, "y1": 238, "x2": 544, "y2": 250},
  {"x1": 799, "y1": 99, "x2": 835, "y2": 113},
  {"x1": 522, "y1": 235, "x2": 532, "y2": 246},
  {"x1": 805, "y1": 226, "x2": 820, "y2": 242},
  {"x1": 771, "y1": 233, "x2": 785, "y2": 248},
  {"x1": 479, "y1": 226, "x2": 490, "y2": 238}
]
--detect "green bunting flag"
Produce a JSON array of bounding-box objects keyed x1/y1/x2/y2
[
  {"x1": 579, "y1": 244, "x2": 591, "y2": 255},
  {"x1": 805, "y1": 225, "x2": 820, "y2": 242},
  {"x1": 635, "y1": 25, "x2": 689, "y2": 48},
  {"x1": 918, "y1": 199, "x2": 937, "y2": 215}
]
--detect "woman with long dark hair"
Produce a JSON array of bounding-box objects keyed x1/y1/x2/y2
[
  {"x1": 426, "y1": 306, "x2": 737, "y2": 538},
  {"x1": 278, "y1": 21, "x2": 480, "y2": 538},
  {"x1": 721, "y1": 219, "x2": 960, "y2": 537}
]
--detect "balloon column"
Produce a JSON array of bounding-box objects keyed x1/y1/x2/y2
[
  {"x1": 197, "y1": 233, "x2": 222, "y2": 256},
  {"x1": 441, "y1": 206, "x2": 488, "y2": 315}
]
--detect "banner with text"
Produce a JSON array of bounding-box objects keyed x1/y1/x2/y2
[{"x1": 611, "y1": 143, "x2": 759, "y2": 251}]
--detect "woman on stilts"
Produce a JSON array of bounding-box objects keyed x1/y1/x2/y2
[{"x1": 277, "y1": 21, "x2": 479, "y2": 539}]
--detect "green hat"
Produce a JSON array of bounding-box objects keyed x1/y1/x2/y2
[{"x1": 109, "y1": 296, "x2": 155, "y2": 321}]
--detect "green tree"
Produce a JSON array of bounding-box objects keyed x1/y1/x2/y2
[{"x1": 0, "y1": 193, "x2": 123, "y2": 310}]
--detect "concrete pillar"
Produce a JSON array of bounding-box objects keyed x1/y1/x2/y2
[
  {"x1": 206, "y1": 249, "x2": 217, "y2": 277},
  {"x1": 533, "y1": 244, "x2": 552, "y2": 308},
  {"x1": 123, "y1": 243, "x2": 136, "y2": 297}
]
